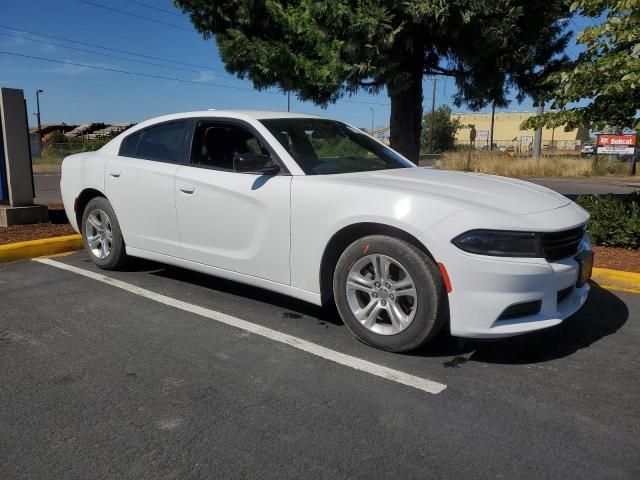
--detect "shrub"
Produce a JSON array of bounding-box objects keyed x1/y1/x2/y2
[
  {"x1": 80, "y1": 139, "x2": 109, "y2": 152},
  {"x1": 421, "y1": 105, "x2": 461, "y2": 154},
  {"x1": 576, "y1": 193, "x2": 640, "y2": 249}
]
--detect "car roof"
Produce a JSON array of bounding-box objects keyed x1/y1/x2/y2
[{"x1": 140, "y1": 110, "x2": 326, "y2": 123}]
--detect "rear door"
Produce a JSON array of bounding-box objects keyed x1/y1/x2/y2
[
  {"x1": 174, "y1": 119, "x2": 291, "y2": 284},
  {"x1": 105, "y1": 120, "x2": 188, "y2": 257}
]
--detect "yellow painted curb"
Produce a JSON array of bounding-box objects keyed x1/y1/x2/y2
[
  {"x1": 0, "y1": 234, "x2": 83, "y2": 263},
  {"x1": 592, "y1": 267, "x2": 640, "y2": 294}
]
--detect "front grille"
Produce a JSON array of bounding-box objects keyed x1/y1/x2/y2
[
  {"x1": 557, "y1": 286, "x2": 573, "y2": 304},
  {"x1": 542, "y1": 226, "x2": 584, "y2": 261}
]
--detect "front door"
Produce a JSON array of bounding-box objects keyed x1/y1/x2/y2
[{"x1": 174, "y1": 121, "x2": 291, "y2": 284}]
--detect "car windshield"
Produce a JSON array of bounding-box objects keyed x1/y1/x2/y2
[{"x1": 259, "y1": 118, "x2": 414, "y2": 175}]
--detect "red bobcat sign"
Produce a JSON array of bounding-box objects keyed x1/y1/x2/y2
[{"x1": 597, "y1": 134, "x2": 637, "y2": 155}]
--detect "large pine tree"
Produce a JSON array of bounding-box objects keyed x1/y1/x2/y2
[{"x1": 175, "y1": 0, "x2": 571, "y2": 162}]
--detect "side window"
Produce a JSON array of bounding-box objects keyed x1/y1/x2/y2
[
  {"x1": 136, "y1": 121, "x2": 188, "y2": 163},
  {"x1": 190, "y1": 122, "x2": 269, "y2": 171},
  {"x1": 119, "y1": 131, "x2": 142, "y2": 157}
]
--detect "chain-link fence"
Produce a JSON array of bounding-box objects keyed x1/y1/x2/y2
[
  {"x1": 32, "y1": 140, "x2": 109, "y2": 172},
  {"x1": 454, "y1": 138, "x2": 583, "y2": 154}
]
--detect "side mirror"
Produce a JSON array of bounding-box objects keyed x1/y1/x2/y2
[{"x1": 233, "y1": 152, "x2": 280, "y2": 175}]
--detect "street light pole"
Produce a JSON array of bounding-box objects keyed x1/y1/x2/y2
[
  {"x1": 35, "y1": 89, "x2": 43, "y2": 141},
  {"x1": 369, "y1": 107, "x2": 374, "y2": 134}
]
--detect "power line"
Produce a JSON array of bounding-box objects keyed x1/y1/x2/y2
[
  {"x1": 0, "y1": 31, "x2": 204, "y2": 74},
  {"x1": 0, "y1": 24, "x2": 222, "y2": 71},
  {"x1": 0, "y1": 50, "x2": 278, "y2": 92},
  {"x1": 0, "y1": 49, "x2": 391, "y2": 106},
  {"x1": 337, "y1": 98, "x2": 390, "y2": 106},
  {"x1": 76, "y1": 0, "x2": 194, "y2": 32},
  {"x1": 129, "y1": 0, "x2": 185, "y2": 18}
]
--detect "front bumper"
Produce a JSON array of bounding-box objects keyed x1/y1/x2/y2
[
  {"x1": 445, "y1": 254, "x2": 589, "y2": 338},
  {"x1": 420, "y1": 208, "x2": 592, "y2": 339}
]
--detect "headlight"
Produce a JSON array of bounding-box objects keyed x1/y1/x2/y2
[{"x1": 452, "y1": 229, "x2": 544, "y2": 257}]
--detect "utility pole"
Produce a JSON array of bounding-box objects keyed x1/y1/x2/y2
[
  {"x1": 489, "y1": 101, "x2": 496, "y2": 151},
  {"x1": 429, "y1": 77, "x2": 436, "y2": 150},
  {"x1": 533, "y1": 101, "x2": 544, "y2": 159},
  {"x1": 287, "y1": 91, "x2": 290, "y2": 112},
  {"x1": 369, "y1": 107, "x2": 374, "y2": 134},
  {"x1": 35, "y1": 89, "x2": 44, "y2": 141}
]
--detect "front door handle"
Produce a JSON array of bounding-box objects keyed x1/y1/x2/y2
[
  {"x1": 178, "y1": 184, "x2": 195, "y2": 194},
  {"x1": 109, "y1": 169, "x2": 121, "y2": 178}
]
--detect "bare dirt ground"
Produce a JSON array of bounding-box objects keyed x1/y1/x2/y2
[
  {"x1": 0, "y1": 223, "x2": 76, "y2": 245},
  {"x1": 593, "y1": 245, "x2": 640, "y2": 273}
]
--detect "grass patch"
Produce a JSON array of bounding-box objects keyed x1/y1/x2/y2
[
  {"x1": 437, "y1": 151, "x2": 630, "y2": 177},
  {"x1": 32, "y1": 156, "x2": 63, "y2": 173}
]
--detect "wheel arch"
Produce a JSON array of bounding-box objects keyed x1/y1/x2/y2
[
  {"x1": 75, "y1": 188, "x2": 107, "y2": 228},
  {"x1": 319, "y1": 222, "x2": 437, "y2": 307}
]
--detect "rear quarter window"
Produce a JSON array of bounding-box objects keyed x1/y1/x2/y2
[
  {"x1": 137, "y1": 121, "x2": 189, "y2": 163},
  {"x1": 117, "y1": 121, "x2": 189, "y2": 163},
  {"x1": 118, "y1": 131, "x2": 142, "y2": 157}
]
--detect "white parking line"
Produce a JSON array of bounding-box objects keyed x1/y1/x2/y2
[{"x1": 35, "y1": 258, "x2": 447, "y2": 395}]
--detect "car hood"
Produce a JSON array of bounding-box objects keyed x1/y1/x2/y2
[{"x1": 340, "y1": 168, "x2": 571, "y2": 215}]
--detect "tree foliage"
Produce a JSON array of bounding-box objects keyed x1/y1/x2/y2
[
  {"x1": 175, "y1": 0, "x2": 572, "y2": 161},
  {"x1": 421, "y1": 105, "x2": 461, "y2": 153},
  {"x1": 524, "y1": 0, "x2": 640, "y2": 131}
]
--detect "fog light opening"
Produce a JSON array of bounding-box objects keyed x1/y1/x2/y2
[{"x1": 497, "y1": 300, "x2": 542, "y2": 320}]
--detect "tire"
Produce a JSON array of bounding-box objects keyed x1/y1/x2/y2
[
  {"x1": 81, "y1": 197, "x2": 128, "y2": 270},
  {"x1": 333, "y1": 235, "x2": 447, "y2": 352}
]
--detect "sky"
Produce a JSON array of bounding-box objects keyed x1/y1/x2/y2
[{"x1": 0, "y1": 0, "x2": 589, "y2": 130}]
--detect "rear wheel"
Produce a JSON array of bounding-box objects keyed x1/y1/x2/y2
[
  {"x1": 81, "y1": 197, "x2": 128, "y2": 270},
  {"x1": 333, "y1": 235, "x2": 447, "y2": 352}
]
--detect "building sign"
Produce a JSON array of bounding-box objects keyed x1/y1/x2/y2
[
  {"x1": 597, "y1": 134, "x2": 637, "y2": 155},
  {"x1": 521, "y1": 135, "x2": 533, "y2": 143},
  {"x1": 476, "y1": 130, "x2": 489, "y2": 138}
]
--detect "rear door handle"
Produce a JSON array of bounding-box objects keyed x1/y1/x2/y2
[
  {"x1": 109, "y1": 169, "x2": 121, "y2": 178},
  {"x1": 178, "y1": 184, "x2": 195, "y2": 194}
]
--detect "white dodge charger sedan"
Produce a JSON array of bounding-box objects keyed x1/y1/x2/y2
[{"x1": 61, "y1": 110, "x2": 593, "y2": 352}]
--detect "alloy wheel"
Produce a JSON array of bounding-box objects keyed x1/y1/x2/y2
[
  {"x1": 85, "y1": 208, "x2": 113, "y2": 260},
  {"x1": 345, "y1": 254, "x2": 418, "y2": 335}
]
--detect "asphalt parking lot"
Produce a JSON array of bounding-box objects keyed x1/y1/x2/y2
[{"x1": 1, "y1": 252, "x2": 639, "y2": 479}]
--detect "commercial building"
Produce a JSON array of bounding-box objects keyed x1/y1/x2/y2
[{"x1": 452, "y1": 111, "x2": 591, "y2": 151}]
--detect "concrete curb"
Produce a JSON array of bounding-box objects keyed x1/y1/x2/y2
[
  {"x1": 0, "y1": 234, "x2": 83, "y2": 263},
  {"x1": 592, "y1": 267, "x2": 640, "y2": 294}
]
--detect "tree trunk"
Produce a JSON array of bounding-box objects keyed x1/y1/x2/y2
[{"x1": 388, "y1": 71, "x2": 423, "y2": 164}]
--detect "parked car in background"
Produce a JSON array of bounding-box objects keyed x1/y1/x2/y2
[
  {"x1": 480, "y1": 143, "x2": 498, "y2": 151},
  {"x1": 581, "y1": 142, "x2": 596, "y2": 157},
  {"x1": 61, "y1": 110, "x2": 593, "y2": 352}
]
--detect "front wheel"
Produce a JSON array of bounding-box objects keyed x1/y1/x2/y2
[
  {"x1": 81, "y1": 197, "x2": 128, "y2": 270},
  {"x1": 333, "y1": 235, "x2": 447, "y2": 352}
]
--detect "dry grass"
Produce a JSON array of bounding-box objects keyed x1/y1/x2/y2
[{"x1": 437, "y1": 151, "x2": 630, "y2": 177}]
